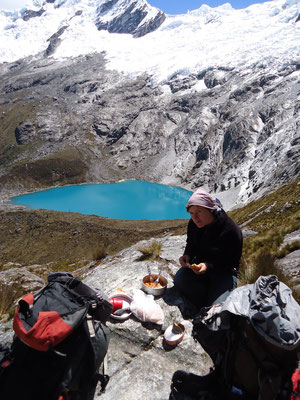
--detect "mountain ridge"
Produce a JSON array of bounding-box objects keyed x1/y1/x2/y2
[
  {"x1": 0, "y1": 0, "x2": 298, "y2": 80},
  {"x1": 0, "y1": 0, "x2": 299, "y2": 208}
]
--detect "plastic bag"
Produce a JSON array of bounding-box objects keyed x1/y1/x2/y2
[{"x1": 130, "y1": 289, "x2": 164, "y2": 324}]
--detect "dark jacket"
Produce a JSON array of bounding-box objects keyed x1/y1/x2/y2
[{"x1": 184, "y1": 209, "x2": 243, "y2": 275}]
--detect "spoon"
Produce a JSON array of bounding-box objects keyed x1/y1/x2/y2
[
  {"x1": 147, "y1": 265, "x2": 154, "y2": 282},
  {"x1": 154, "y1": 270, "x2": 161, "y2": 286}
]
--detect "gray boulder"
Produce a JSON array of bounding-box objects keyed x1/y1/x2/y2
[
  {"x1": 15, "y1": 121, "x2": 36, "y2": 145},
  {"x1": 83, "y1": 235, "x2": 212, "y2": 400},
  {"x1": 0, "y1": 266, "x2": 44, "y2": 323}
]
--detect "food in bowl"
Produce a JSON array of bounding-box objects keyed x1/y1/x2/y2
[
  {"x1": 142, "y1": 274, "x2": 167, "y2": 296},
  {"x1": 144, "y1": 281, "x2": 163, "y2": 289}
]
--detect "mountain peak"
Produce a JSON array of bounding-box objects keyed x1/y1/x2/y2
[
  {"x1": 94, "y1": 0, "x2": 166, "y2": 37},
  {"x1": 0, "y1": 0, "x2": 298, "y2": 81}
]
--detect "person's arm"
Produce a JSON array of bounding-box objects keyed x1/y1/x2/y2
[
  {"x1": 183, "y1": 219, "x2": 197, "y2": 257},
  {"x1": 204, "y1": 226, "x2": 243, "y2": 274}
]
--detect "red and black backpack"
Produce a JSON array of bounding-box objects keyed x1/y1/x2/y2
[
  {"x1": 291, "y1": 369, "x2": 300, "y2": 400},
  {"x1": 0, "y1": 272, "x2": 113, "y2": 400}
]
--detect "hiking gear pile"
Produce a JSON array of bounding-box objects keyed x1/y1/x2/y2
[
  {"x1": 171, "y1": 275, "x2": 300, "y2": 400},
  {"x1": 0, "y1": 272, "x2": 112, "y2": 400}
]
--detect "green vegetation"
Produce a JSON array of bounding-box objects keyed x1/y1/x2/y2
[
  {"x1": 0, "y1": 284, "x2": 15, "y2": 319},
  {"x1": 137, "y1": 240, "x2": 162, "y2": 261},
  {"x1": 229, "y1": 179, "x2": 300, "y2": 301}
]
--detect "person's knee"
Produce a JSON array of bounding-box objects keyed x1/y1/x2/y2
[
  {"x1": 207, "y1": 274, "x2": 236, "y2": 305},
  {"x1": 173, "y1": 268, "x2": 185, "y2": 291}
]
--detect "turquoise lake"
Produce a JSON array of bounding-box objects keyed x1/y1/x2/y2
[{"x1": 10, "y1": 180, "x2": 192, "y2": 220}]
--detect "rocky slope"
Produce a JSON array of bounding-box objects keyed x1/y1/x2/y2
[
  {"x1": 0, "y1": 51, "x2": 299, "y2": 207},
  {"x1": 0, "y1": 0, "x2": 299, "y2": 207}
]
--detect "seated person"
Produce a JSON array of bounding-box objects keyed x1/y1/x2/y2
[{"x1": 174, "y1": 188, "x2": 243, "y2": 310}]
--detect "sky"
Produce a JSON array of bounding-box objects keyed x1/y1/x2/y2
[
  {"x1": 0, "y1": 0, "x2": 270, "y2": 13},
  {"x1": 148, "y1": 0, "x2": 269, "y2": 13}
]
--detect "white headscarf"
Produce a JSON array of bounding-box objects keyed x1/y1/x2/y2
[{"x1": 185, "y1": 188, "x2": 218, "y2": 211}]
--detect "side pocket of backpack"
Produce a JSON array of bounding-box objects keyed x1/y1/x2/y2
[{"x1": 57, "y1": 318, "x2": 111, "y2": 400}]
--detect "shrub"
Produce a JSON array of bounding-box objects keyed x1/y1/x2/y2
[
  {"x1": 137, "y1": 240, "x2": 162, "y2": 261},
  {"x1": 277, "y1": 240, "x2": 300, "y2": 259},
  {"x1": 238, "y1": 247, "x2": 299, "y2": 302},
  {"x1": 91, "y1": 249, "x2": 107, "y2": 261}
]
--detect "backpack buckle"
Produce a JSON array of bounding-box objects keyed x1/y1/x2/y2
[{"x1": 87, "y1": 315, "x2": 96, "y2": 338}]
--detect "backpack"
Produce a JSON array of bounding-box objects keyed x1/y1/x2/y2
[
  {"x1": 0, "y1": 272, "x2": 113, "y2": 400},
  {"x1": 192, "y1": 275, "x2": 300, "y2": 400},
  {"x1": 291, "y1": 369, "x2": 300, "y2": 400}
]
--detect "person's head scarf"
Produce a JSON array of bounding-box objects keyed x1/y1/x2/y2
[{"x1": 185, "y1": 188, "x2": 218, "y2": 211}]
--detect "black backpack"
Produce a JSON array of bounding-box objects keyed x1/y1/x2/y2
[
  {"x1": 191, "y1": 276, "x2": 300, "y2": 400},
  {"x1": 0, "y1": 272, "x2": 113, "y2": 400}
]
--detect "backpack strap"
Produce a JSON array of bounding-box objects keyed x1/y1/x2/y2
[
  {"x1": 86, "y1": 315, "x2": 110, "y2": 394},
  {"x1": 97, "y1": 370, "x2": 110, "y2": 393},
  {"x1": 99, "y1": 354, "x2": 110, "y2": 392}
]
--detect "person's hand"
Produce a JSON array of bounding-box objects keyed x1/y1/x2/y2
[
  {"x1": 191, "y1": 263, "x2": 207, "y2": 275},
  {"x1": 179, "y1": 255, "x2": 190, "y2": 267}
]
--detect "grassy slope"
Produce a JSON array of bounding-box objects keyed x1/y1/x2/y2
[
  {"x1": 230, "y1": 179, "x2": 300, "y2": 300},
  {"x1": 0, "y1": 208, "x2": 188, "y2": 266}
]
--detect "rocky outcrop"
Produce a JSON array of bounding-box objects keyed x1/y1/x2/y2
[
  {"x1": 275, "y1": 229, "x2": 300, "y2": 290},
  {"x1": 45, "y1": 26, "x2": 68, "y2": 57},
  {"x1": 0, "y1": 266, "x2": 44, "y2": 295},
  {"x1": 83, "y1": 235, "x2": 212, "y2": 400},
  {"x1": 15, "y1": 121, "x2": 36, "y2": 145},
  {"x1": 133, "y1": 9, "x2": 166, "y2": 38},
  {"x1": 0, "y1": 53, "x2": 299, "y2": 207},
  {"x1": 0, "y1": 267, "x2": 44, "y2": 319},
  {"x1": 22, "y1": 9, "x2": 45, "y2": 21},
  {"x1": 95, "y1": 0, "x2": 166, "y2": 38}
]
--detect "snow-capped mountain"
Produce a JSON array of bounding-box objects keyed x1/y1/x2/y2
[
  {"x1": 0, "y1": 0, "x2": 299, "y2": 82},
  {"x1": 0, "y1": 0, "x2": 299, "y2": 207}
]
